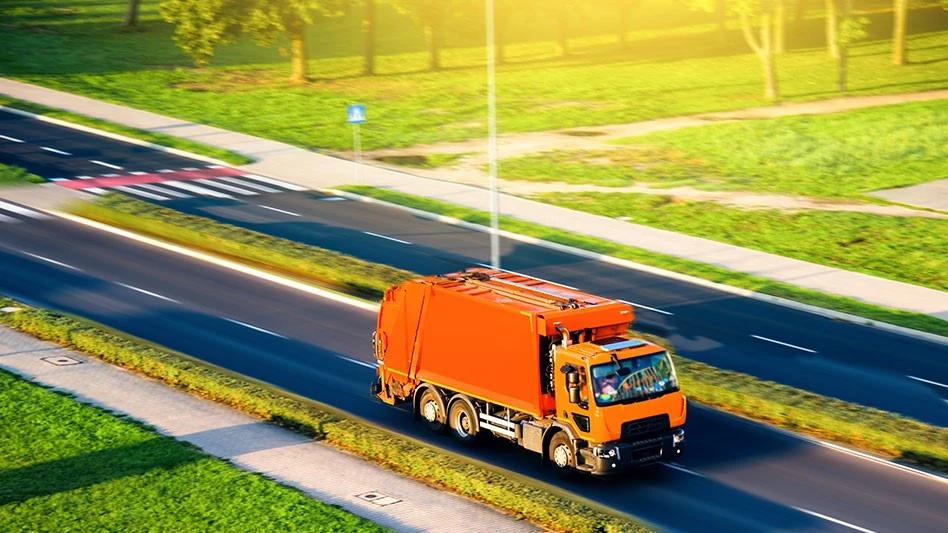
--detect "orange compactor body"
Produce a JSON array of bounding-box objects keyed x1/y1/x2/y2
[{"x1": 372, "y1": 268, "x2": 686, "y2": 475}]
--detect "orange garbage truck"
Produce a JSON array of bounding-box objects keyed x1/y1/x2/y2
[{"x1": 371, "y1": 268, "x2": 686, "y2": 476}]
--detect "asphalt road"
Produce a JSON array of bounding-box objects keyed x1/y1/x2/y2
[
  {"x1": 2, "y1": 213, "x2": 947, "y2": 533},
  {"x1": 3, "y1": 109, "x2": 946, "y2": 426}
]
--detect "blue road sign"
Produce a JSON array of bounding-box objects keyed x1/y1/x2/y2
[{"x1": 347, "y1": 104, "x2": 367, "y2": 124}]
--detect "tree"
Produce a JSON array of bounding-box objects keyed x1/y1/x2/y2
[
  {"x1": 615, "y1": 0, "x2": 642, "y2": 50},
  {"x1": 159, "y1": 0, "x2": 342, "y2": 83},
  {"x1": 774, "y1": 0, "x2": 786, "y2": 53},
  {"x1": 892, "y1": 0, "x2": 908, "y2": 65},
  {"x1": 122, "y1": 0, "x2": 142, "y2": 29},
  {"x1": 362, "y1": 0, "x2": 376, "y2": 75},
  {"x1": 826, "y1": 0, "x2": 839, "y2": 58},
  {"x1": 834, "y1": 0, "x2": 869, "y2": 91},
  {"x1": 392, "y1": 0, "x2": 449, "y2": 70}
]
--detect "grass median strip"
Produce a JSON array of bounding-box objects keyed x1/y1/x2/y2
[
  {"x1": 0, "y1": 163, "x2": 44, "y2": 186},
  {"x1": 0, "y1": 367, "x2": 388, "y2": 532},
  {"x1": 0, "y1": 96, "x2": 253, "y2": 166},
  {"x1": 0, "y1": 299, "x2": 650, "y2": 533},
  {"x1": 336, "y1": 186, "x2": 948, "y2": 339}
]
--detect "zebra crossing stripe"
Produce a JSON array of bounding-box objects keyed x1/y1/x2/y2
[
  {"x1": 134, "y1": 183, "x2": 192, "y2": 198},
  {"x1": 160, "y1": 180, "x2": 232, "y2": 198},
  {"x1": 115, "y1": 186, "x2": 169, "y2": 201},
  {"x1": 217, "y1": 176, "x2": 280, "y2": 193},
  {"x1": 0, "y1": 200, "x2": 48, "y2": 219},
  {"x1": 242, "y1": 174, "x2": 307, "y2": 191},
  {"x1": 194, "y1": 178, "x2": 258, "y2": 196}
]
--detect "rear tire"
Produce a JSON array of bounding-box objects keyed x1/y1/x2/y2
[
  {"x1": 548, "y1": 431, "x2": 576, "y2": 479},
  {"x1": 448, "y1": 400, "x2": 479, "y2": 447},
  {"x1": 418, "y1": 389, "x2": 446, "y2": 434}
]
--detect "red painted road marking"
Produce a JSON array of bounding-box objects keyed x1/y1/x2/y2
[{"x1": 56, "y1": 167, "x2": 245, "y2": 189}]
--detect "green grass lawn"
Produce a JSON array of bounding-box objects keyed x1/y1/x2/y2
[
  {"x1": 0, "y1": 163, "x2": 44, "y2": 186},
  {"x1": 499, "y1": 100, "x2": 948, "y2": 198},
  {"x1": 0, "y1": 369, "x2": 386, "y2": 532},
  {"x1": 1, "y1": 1, "x2": 946, "y2": 151},
  {"x1": 531, "y1": 192, "x2": 948, "y2": 291}
]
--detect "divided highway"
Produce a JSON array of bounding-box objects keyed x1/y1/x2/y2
[{"x1": 1, "y1": 213, "x2": 947, "y2": 533}]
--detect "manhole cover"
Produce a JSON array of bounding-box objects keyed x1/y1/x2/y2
[
  {"x1": 41, "y1": 355, "x2": 82, "y2": 366},
  {"x1": 355, "y1": 491, "x2": 401, "y2": 506}
]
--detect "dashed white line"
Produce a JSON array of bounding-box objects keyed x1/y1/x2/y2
[
  {"x1": 158, "y1": 169, "x2": 174, "y2": 173},
  {"x1": 474, "y1": 263, "x2": 579, "y2": 290},
  {"x1": 76, "y1": 175, "x2": 93, "y2": 179},
  {"x1": 91, "y1": 160, "x2": 123, "y2": 170},
  {"x1": 364, "y1": 231, "x2": 412, "y2": 245},
  {"x1": 102, "y1": 173, "x2": 120, "y2": 177},
  {"x1": 129, "y1": 171, "x2": 148, "y2": 175},
  {"x1": 906, "y1": 375, "x2": 948, "y2": 389},
  {"x1": 0, "y1": 134, "x2": 25, "y2": 143},
  {"x1": 207, "y1": 165, "x2": 224, "y2": 169},
  {"x1": 662, "y1": 463, "x2": 705, "y2": 478},
  {"x1": 40, "y1": 146, "x2": 71, "y2": 156},
  {"x1": 114, "y1": 282, "x2": 178, "y2": 303},
  {"x1": 750, "y1": 335, "x2": 817, "y2": 353},
  {"x1": 182, "y1": 167, "x2": 199, "y2": 171},
  {"x1": 22, "y1": 252, "x2": 80, "y2": 271},
  {"x1": 340, "y1": 355, "x2": 378, "y2": 369},
  {"x1": 792, "y1": 507, "x2": 876, "y2": 533},
  {"x1": 223, "y1": 318, "x2": 287, "y2": 339},
  {"x1": 618, "y1": 299, "x2": 674, "y2": 316},
  {"x1": 0, "y1": 200, "x2": 48, "y2": 219},
  {"x1": 258, "y1": 205, "x2": 301, "y2": 217}
]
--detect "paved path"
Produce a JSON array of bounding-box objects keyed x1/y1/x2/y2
[
  {"x1": 1, "y1": 77, "x2": 946, "y2": 320},
  {"x1": 0, "y1": 324, "x2": 540, "y2": 533}
]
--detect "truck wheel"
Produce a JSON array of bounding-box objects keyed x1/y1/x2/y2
[
  {"x1": 448, "y1": 401, "x2": 479, "y2": 447},
  {"x1": 418, "y1": 389, "x2": 446, "y2": 434},
  {"x1": 548, "y1": 431, "x2": 576, "y2": 479}
]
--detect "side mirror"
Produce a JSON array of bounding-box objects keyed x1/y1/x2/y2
[{"x1": 566, "y1": 371, "x2": 581, "y2": 404}]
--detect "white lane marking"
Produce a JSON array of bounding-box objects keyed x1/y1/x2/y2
[
  {"x1": 194, "y1": 178, "x2": 258, "y2": 196},
  {"x1": 320, "y1": 196, "x2": 348, "y2": 201},
  {"x1": 750, "y1": 334, "x2": 817, "y2": 353},
  {"x1": 158, "y1": 169, "x2": 174, "y2": 173},
  {"x1": 129, "y1": 171, "x2": 147, "y2": 175},
  {"x1": 182, "y1": 167, "x2": 198, "y2": 171},
  {"x1": 114, "y1": 186, "x2": 170, "y2": 201},
  {"x1": 258, "y1": 205, "x2": 301, "y2": 217},
  {"x1": 0, "y1": 134, "x2": 25, "y2": 143},
  {"x1": 133, "y1": 183, "x2": 191, "y2": 199},
  {"x1": 0, "y1": 200, "x2": 48, "y2": 219},
  {"x1": 40, "y1": 146, "x2": 71, "y2": 155},
  {"x1": 618, "y1": 299, "x2": 674, "y2": 316},
  {"x1": 103, "y1": 173, "x2": 120, "y2": 177},
  {"x1": 160, "y1": 180, "x2": 232, "y2": 198},
  {"x1": 340, "y1": 355, "x2": 378, "y2": 369},
  {"x1": 0, "y1": 212, "x2": 19, "y2": 223},
  {"x1": 114, "y1": 282, "x2": 179, "y2": 303},
  {"x1": 22, "y1": 252, "x2": 80, "y2": 271},
  {"x1": 223, "y1": 318, "x2": 287, "y2": 339},
  {"x1": 76, "y1": 175, "x2": 93, "y2": 179},
  {"x1": 208, "y1": 165, "x2": 224, "y2": 169},
  {"x1": 218, "y1": 176, "x2": 280, "y2": 193},
  {"x1": 90, "y1": 160, "x2": 123, "y2": 170},
  {"x1": 792, "y1": 507, "x2": 877, "y2": 533},
  {"x1": 364, "y1": 231, "x2": 412, "y2": 245},
  {"x1": 662, "y1": 463, "x2": 705, "y2": 478},
  {"x1": 242, "y1": 174, "x2": 308, "y2": 191},
  {"x1": 84, "y1": 188, "x2": 108, "y2": 195},
  {"x1": 475, "y1": 263, "x2": 579, "y2": 290},
  {"x1": 906, "y1": 375, "x2": 948, "y2": 389},
  {"x1": 50, "y1": 177, "x2": 67, "y2": 182}
]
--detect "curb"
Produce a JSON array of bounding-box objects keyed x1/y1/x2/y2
[
  {"x1": 325, "y1": 189, "x2": 948, "y2": 348},
  {"x1": 0, "y1": 104, "x2": 241, "y2": 168}
]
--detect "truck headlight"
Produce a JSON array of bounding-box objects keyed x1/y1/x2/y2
[
  {"x1": 595, "y1": 446, "x2": 617, "y2": 459},
  {"x1": 672, "y1": 429, "x2": 685, "y2": 446}
]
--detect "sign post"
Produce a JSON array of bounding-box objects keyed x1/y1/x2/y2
[{"x1": 347, "y1": 104, "x2": 367, "y2": 182}]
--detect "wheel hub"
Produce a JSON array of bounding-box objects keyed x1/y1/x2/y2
[
  {"x1": 553, "y1": 444, "x2": 571, "y2": 468},
  {"x1": 422, "y1": 400, "x2": 439, "y2": 422}
]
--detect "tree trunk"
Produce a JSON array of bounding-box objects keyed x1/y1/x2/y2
[
  {"x1": 121, "y1": 0, "x2": 141, "y2": 29},
  {"x1": 761, "y1": 14, "x2": 778, "y2": 100},
  {"x1": 794, "y1": 0, "x2": 808, "y2": 23},
  {"x1": 774, "y1": 0, "x2": 786, "y2": 54},
  {"x1": 363, "y1": 0, "x2": 376, "y2": 75},
  {"x1": 892, "y1": 0, "x2": 908, "y2": 65},
  {"x1": 425, "y1": 22, "x2": 440, "y2": 70},
  {"x1": 290, "y1": 22, "x2": 308, "y2": 84},
  {"x1": 825, "y1": 0, "x2": 839, "y2": 58},
  {"x1": 557, "y1": 10, "x2": 569, "y2": 56}
]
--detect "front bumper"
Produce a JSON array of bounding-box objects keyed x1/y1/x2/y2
[{"x1": 577, "y1": 428, "x2": 685, "y2": 475}]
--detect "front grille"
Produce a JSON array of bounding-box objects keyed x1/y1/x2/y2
[{"x1": 621, "y1": 414, "x2": 669, "y2": 440}]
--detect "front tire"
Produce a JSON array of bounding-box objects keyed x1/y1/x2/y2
[
  {"x1": 418, "y1": 389, "x2": 446, "y2": 434},
  {"x1": 448, "y1": 400, "x2": 479, "y2": 446},
  {"x1": 548, "y1": 431, "x2": 576, "y2": 479}
]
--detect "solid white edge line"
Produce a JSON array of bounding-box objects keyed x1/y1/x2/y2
[
  {"x1": 51, "y1": 211, "x2": 379, "y2": 314},
  {"x1": 114, "y1": 282, "x2": 179, "y2": 303},
  {"x1": 364, "y1": 231, "x2": 412, "y2": 245},
  {"x1": 662, "y1": 463, "x2": 705, "y2": 478},
  {"x1": 40, "y1": 146, "x2": 71, "y2": 155},
  {"x1": 340, "y1": 356, "x2": 379, "y2": 369},
  {"x1": 90, "y1": 160, "x2": 123, "y2": 170},
  {"x1": 0, "y1": 134, "x2": 25, "y2": 143},
  {"x1": 258, "y1": 205, "x2": 301, "y2": 217},
  {"x1": 474, "y1": 262, "x2": 579, "y2": 290},
  {"x1": 906, "y1": 375, "x2": 948, "y2": 389},
  {"x1": 21, "y1": 252, "x2": 80, "y2": 271},
  {"x1": 0, "y1": 200, "x2": 48, "y2": 218},
  {"x1": 791, "y1": 507, "x2": 877, "y2": 533},
  {"x1": 617, "y1": 299, "x2": 674, "y2": 316},
  {"x1": 750, "y1": 334, "x2": 817, "y2": 353},
  {"x1": 326, "y1": 190, "x2": 948, "y2": 348},
  {"x1": 223, "y1": 318, "x2": 287, "y2": 339}
]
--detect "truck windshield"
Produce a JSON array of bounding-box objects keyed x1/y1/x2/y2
[{"x1": 590, "y1": 352, "x2": 678, "y2": 406}]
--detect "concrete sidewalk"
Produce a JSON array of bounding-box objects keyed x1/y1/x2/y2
[
  {"x1": 0, "y1": 324, "x2": 540, "y2": 533},
  {"x1": 2, "y1": 77, "x2": 947, "y2": 320}
]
